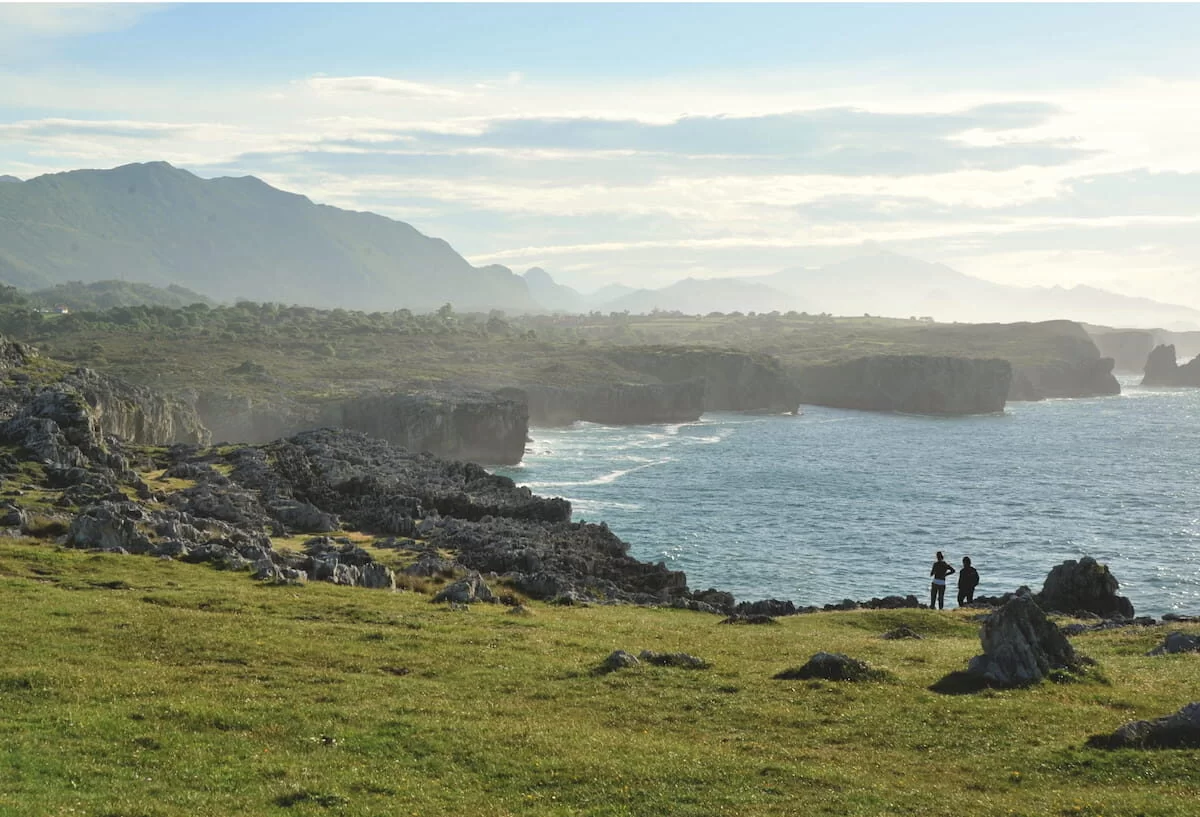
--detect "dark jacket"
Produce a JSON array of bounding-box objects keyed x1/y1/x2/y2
[
  {"x1": 930, "y1": 560, "x2": 956, "y2": 581},
  {"x1": 959, "y1": 565, "x2": 979, "y2": 590}
]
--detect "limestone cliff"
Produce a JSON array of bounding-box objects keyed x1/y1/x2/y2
[
  {"x1": 606, "y1": 347, "x2": 799, "y2": 413},
  {"x1": 1142, "y1": 344, "x2": 1200, "y2": 387},
  {"x1": 1089, "y1": 330, "x2": 1158, "y2": 373},
  {"x1": 0, "y1": 336, "x2": 208, "y2": 449},
  {"x1": 793, "y1": 355, "x2": 1011, "y2": 415},
  {"x1": 503, "y1": 380, "x2": 706, "y2": 427},
  {"x1": 1005, "y1": 322, "x2": 1120, "y2": 400},
  {"x1": 320, "y1": 390, "x2": 528, "y2": 465}
]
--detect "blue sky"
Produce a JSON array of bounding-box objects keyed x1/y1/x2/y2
[{"x1": 3, "y1": 3, "x2": 1200, "y2": 305}]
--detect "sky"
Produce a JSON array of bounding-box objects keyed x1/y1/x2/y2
[{"x1": 2, "y1": 2, "x2": 1200, "y2": 306}]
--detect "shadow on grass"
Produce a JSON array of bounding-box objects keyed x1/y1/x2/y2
[{"x1": 928, "y1": 671, "x2": 993, "y2": 695}]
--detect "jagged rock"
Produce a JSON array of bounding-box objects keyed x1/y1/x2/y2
[
  {"x1": 720, "y1": 614, "x2": 777, "y2": 625},
  {"x1": 66, "y1": 502, "x2": 154, "y2": 554},
  {"x1": 1148, "y1": 631, "x2": 1200, "y2": 656},
  {"x1": 599, "y1": 650, "x2": 640, "y2": 673},
  {"x1": 965, "y1": 596, "x2": 1082, "y2": 687},
  {"x1": 403, "y1": 553, "x2": 459, "y2": 577},
  {"x1": 735, "y1": 599, "x2": 797, "y2": 617},
  {"x1": 0, "y1": 505, "x2": 25, "y2": 528},
  {"x1": 1037, "y1": 557, "x2": 1134, "y2": 618},
  {"x1": 1142, "y1": 344, "x2": 1200, "y2": 387},
  {"x1": 431, "y1": 572, "x2": 494, "y2": 604},
  {"x1": 866, "y1": 595, "x2": 922, "y2": 610},
  {"x1": 507, "y1": 604, "x2": 532, "y2": 617},
  {"x1": 356, "y1": 563, "x2": 396, "y2": 590},
  {"x1": 268, "y1": 499, "x2": 340, "y2": 533},
  {"x1": 774, "y1": 652, "x2": 882, "y2": 682},
  {"x1": 882, "y1": 625, "x2": 923, "y2": 640},
  {"x1": 691, "y1": 587, "x2": 736, "y2": 612},
  {"x1": 1088, "y1": 702, "x2": 1200, "y2": 749},
  {"x1": 638, "y1": 650, "x2": 708, "y2": 669}
]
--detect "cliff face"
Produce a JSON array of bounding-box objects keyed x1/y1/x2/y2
[
  {"x1": 0, "y1": 337, "x2": 208, "y2": 448},
  {"x1": 1090, "y1": 330, "x2": 1157, "y2": 373},
  {"x1": 320, "y1": 390, "x2": 528, "y2": 465},
  {"x1": 1008, "y1": 357, "x2": 1121, "y2": 401},
  {"x1": 793, "y1": 355, "x2": 1012, "y2": 415},
  {"x1": 607, "y1": 347, "x2": 799, "y2": 413},
  {"x1": 1142, "y1": 344, "x2": 1200, "y2": 387},
  {"x1": 65, "y1": 369, "x2": 209, "y2": 446},
  {"x1": 506, "y1": 380, "x2": 706, "y2": 427},
  {"x1": 192, "y1": 392, "x2": 310, "y2": 445}
]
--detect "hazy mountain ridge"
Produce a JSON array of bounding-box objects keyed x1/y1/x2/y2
[
  {"x1": 0, "y1": 162, "x2": 537, "y2": 313},
  {"x1": 534, "y1": 250, "x2": 1200, "y2": 329}
]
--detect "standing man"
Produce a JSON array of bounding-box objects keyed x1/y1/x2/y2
[
  {"x1": 957, "y1": 556, "x2": 980, "y2": 607},
  {"x1": 929, "y1": 551, "x2": 955, "y2": 610}
]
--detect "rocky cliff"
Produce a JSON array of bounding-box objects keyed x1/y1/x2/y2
[
  {"x1": 0, "y1": 337, "x2": 208, "y2": 448},
  {"x1": 606, "y1": 347, "x2": 799, "y2": 413},
  {"x1": 1142, "y1": 344, "x2": 1200, "y2": 387},
  {"x1": 321, "y1": 390, "x2": 528, "y2": 465},
  {"x1": 1006, "y1": 321, "x2": 1120, "y2": 400},
  {"x1": 793, "y1": 355, "x2": 1012, "y2": 415},
  {"x1": 191, "y1": 389, "x2": 528, "y2": 465},
  {"x1": 503, "y1": 380, "x2": 706, "y2": 427},
  {"x1": 1089, "y1": 330, "x2": 1158, "y2": 373}
]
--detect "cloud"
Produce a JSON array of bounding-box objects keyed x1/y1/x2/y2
[
  {"x1": 0, "y1": 4, "x2": 160, "y2": 50},
  {"x1": 306, "y1": 76, "x2": 466, "y2": 100}
]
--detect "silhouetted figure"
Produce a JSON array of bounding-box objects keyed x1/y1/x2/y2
[
  {"x1": 957, "y1": 556, "x2": 980, "y2": 607},
  {"x1": 930, "y1": 551, "x2": 955, "y2": 610}
]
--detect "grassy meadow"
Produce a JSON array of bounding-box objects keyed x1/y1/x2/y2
[{"x1": 1, "y1": 538, "x2": 1197, "y2": 817}]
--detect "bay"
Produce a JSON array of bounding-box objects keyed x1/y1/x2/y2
[{"x1": 495, "y1": 377, "x2": 1200, "y2": 618}]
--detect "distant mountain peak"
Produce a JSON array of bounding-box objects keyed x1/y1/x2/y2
[{"x1": 0, "y1": 175, "x2": 20, "y2": 183}]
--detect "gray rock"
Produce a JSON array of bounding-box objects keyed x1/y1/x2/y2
[
  {"x1": 774, "y1": 652, "x2": 881, "y2": 682},
  {"x1": 66, "y1": 502, "x2": 153, "y2": 554},
  {"x1": 357, "y1": 563, "x2": 396, "y2": 590},
  {"x1": 965, "y1": 596, "x2": 1082, "y2": 687},
  {"x1": 881, "y1": 625, "x2": 923, "y2": 640},
  {"x1": 431, "y1": 572, "x2": 494, "y2": 604},
  {"x1": 268, "y1": 499, "x2": 340, "y2": 533},
  {"x1": 1148, "y1": 631, "x2": 1200, "y2": 656},
  {"x1": 638, "y1": 650, "x2": 708, "y2": 669},
  {"x1": 1036, "y1": 556, "x2": 1134, "y2": 618},
  {"x1": 1089, "y1": 702, "x2": 1200, "y2": 749},
  {"x1": 600, "y1": 650, "x2": 640, "y2": 672}
]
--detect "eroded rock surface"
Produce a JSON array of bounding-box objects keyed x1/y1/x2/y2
[{"x1": 965, "y1": 596, "x2": 1083, "y2": 687}]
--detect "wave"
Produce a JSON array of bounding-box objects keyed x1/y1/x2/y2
[{"x1": 523, "y1": 457, "x2": 673, "y2": 489}]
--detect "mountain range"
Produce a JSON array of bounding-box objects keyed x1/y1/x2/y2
[
  {"x1": 1, "y1": 161, "x2": 1197, "y2": 328},
  {"x1": 0, "y1": 162, "x2": 536, "y2": 312}
]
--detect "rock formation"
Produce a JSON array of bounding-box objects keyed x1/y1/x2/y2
[
  {"x1": 773, "y1": 652, "x2": 886, "y2": 682},
  {"x1": 322, "y1": 390, "x2": 528, "y2": 465},
  {"x1": 606, "y1": 346, "x2": 800, "y2": 413},
  {"x1": 1036, "y1": 556, "x2": 1134, "y2": 618},
  {"x1": 1088, "y1": 702, "x2": 1200, "y2": 749},
  {"x1": 507, "y1": 380, "x2": 706, "y2": 427},
  {"x1": 964, "y1": 596, "x2": 1083, "y2": 687},
  {"x1": 1141, "y1": 344, "x2": 1200, "y2": 387},
  {"x1": 793, "y1": 355, "x2": 1012, "y2": 415},
  {"x1": 1089, "y1": 329, "x2": 1158, "y2": 373}
]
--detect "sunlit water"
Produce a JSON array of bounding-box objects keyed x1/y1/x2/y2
[{"x1": 495, "y1": 377, "x2": 1200, "y2": 618}]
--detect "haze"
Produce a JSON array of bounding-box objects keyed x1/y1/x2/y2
[{"x1": 2, "y1": 3, "x2": 1200, "y2": 325}]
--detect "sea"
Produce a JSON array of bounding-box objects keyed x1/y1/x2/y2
[{"x1": 494, "y1": 377, "x2": 1200, "y2": 618}]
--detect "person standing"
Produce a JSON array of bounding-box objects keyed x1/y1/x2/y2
[
  {"x1": 957, "y1": 556, "x2": 980, "y2": 607},
  {"x1": 929, "y1": 551, "x2": 955, "y2": 610}
]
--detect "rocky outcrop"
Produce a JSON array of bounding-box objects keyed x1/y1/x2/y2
[
  {"x1": 1036, "y1": 556, "x2": 1134, "y2": 618},
  {"x1": 1089, "y1": 330, "x2": 1158, "y2": 373},
  {"x1": 606, "y1": 347, "x2": 800, "y2": 413},
  {"x1": 1142, "y1": 344, "x2": 1200, "y2": 387},
  {"x1": 0, "y1": 336, "x2": 208, "y2": 451},
  {"x1": 1006, "y1": 322, "x2": 1120, "y2": 400},
  {"x1": 793, "y1": 355, "x2": 1011, "y2": 415},
  {"x1": 195, "y1": 388, "x2": 528, "y2": 465},
  {"x1": 507, "y1": 380, "x2": 706, "y2": 427},
  {"x1": 965, "y1": 596, "x2": 1084, "y2": 687},
  {"x1": 321, "y1": 390, "x2": 528, "y2": 465},
  {"x1": 774, "y1": 652, "x2": 887, "y2": 682},
  {"x1": 1088, "y1": 702, "x2": 1200, "y2": 749}
]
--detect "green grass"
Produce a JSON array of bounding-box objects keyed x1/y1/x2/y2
[{"x1": 1, "y1": 540, "x2": 1197, "y2": 816}]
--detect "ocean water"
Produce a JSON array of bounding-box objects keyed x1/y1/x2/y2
[{"x1": 495, "y1": 377, "x2": 1200, "y2": 618}]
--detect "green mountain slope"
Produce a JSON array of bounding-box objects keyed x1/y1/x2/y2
[{"x1": 0, "y1": 162, "x2": 537, "y2": 312}]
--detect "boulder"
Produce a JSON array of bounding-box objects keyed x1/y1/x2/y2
[
  {"x1": 1148, "y1": 631, "x2": 1200, "y2": 656},
  {"x1": 431, "y1": 572, "x2": 494, "y2": 604},
  {"x1": 774, "y1": 652, "x2": 882, "y2": 682},
  {"x1": 1036, "y1": 556, "x2": 1134, "y2": 618},
  {"x1": 637, "y1": 650, "x2": 708, "y2": 669},
  {"x1": 599, "y1": 650, "x2": 640, "y2": 673},
  {"x1": 881, "y1": 625, "x2": 923, "y2": 640},
  {"x1": 66, "y1": 502, "x2": 154, "y2": 554},
  {"x1": 965, "y1": 596, "x2": 1082, "y2": 687},
  {"x1": 1088, "y1": 702, "x2": 1200, "y2": 749},
  {"x1": 720, "y1": 614, "x2": 777, "y2": 625}
]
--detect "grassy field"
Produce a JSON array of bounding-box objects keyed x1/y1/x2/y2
[{"x1": 1, "y1": 539, "x2": 1197, "y2": 817}]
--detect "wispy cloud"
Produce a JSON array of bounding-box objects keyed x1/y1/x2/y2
[{"x1": 306, "y1": 76, "x2": 466, "y2": 100}]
